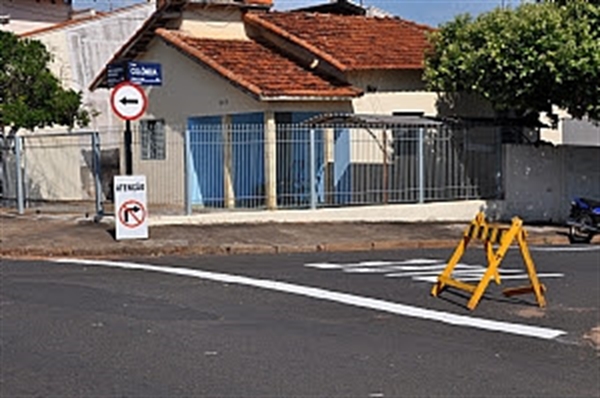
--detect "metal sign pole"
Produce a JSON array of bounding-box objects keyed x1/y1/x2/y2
[{"x1": 125, "y1": 120, "x2": 133, "y2": 175}]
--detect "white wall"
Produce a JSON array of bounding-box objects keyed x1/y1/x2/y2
[
  {"x1": 493, "y1": 144, "x2": 600, "y2": 223},
  {"x1": 20, "y1": 133, "x2": 92, "y2": 201},
  {"x1": 27, "y1": 4, "x2": 155, "y2": 135}
]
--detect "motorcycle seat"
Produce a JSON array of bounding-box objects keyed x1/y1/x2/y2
[{"x1": 578, "y1": 197, "x2": 600, "y2": 211}]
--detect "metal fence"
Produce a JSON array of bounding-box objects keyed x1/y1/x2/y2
[
  {"x1": 1, "y1": 121, "x2": 503, "y2": 216},
  {"x1": 0, "y1": 131, "x2": 108, "y2": 217},
  {"x1": 125, "y1": 121, "x2": 503, "y2": 212}
]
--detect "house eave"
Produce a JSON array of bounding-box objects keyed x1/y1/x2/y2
[{"x1": 260, "y1": 95, "x2": 359, "y2": 102}]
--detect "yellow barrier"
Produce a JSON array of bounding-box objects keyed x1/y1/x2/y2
[{"x1": 431, "y1": 212, "x2": 547, "y2": 310}]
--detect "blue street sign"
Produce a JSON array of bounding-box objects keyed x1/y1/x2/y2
[
  {"x1": 107, "y1": 63, "x2": 126, "y2": 88},
  {"x1": 127, "y1": 62, "x2": 162, "y2": 86}
]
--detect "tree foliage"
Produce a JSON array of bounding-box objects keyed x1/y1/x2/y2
[
  {"x1": 0, "y1": 31, "x2": 89, "y2": 134},
  {"x1": 424, "y1": 0, "x2": 600, "y2": 122}
]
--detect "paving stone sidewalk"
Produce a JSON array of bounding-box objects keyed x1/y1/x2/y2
[{"x1": 0, "y1": 210, "x2": 573, "y2": 259}]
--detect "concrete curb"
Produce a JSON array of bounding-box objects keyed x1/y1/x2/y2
[{"x1": 0, "y1": 235, "x2": 569, "y2": 260}]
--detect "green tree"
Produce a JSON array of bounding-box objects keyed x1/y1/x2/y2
[
  {"x1": 424, "y1": 0, "x2": 600, "y2": 122},
  {"x1": 0, "y1": 30, "x2": 89, "y2": 135}
]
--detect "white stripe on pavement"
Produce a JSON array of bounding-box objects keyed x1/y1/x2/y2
[
  {"x1": 53, "y1": 258, "x2": 567, "y2": 341},
  {"x1": 413, "y1": 273, "x2": 565, "y2": 283}
]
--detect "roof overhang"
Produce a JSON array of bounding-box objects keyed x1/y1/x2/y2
[
  {"x1": 442, "y1": 116, "x2": 549, "y2": 129},
  {"x1": 304, "y1": 113, "x2": 443, "y2": 127},
  {"x1": 291, "y1": 0, "x2": 366, "y2": 16},
  {"x1": 260, "y1": 95, "x2": 358, "y2": 102}
]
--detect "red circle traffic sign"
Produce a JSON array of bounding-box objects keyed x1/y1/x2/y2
[
  {"x1": 118, "y1": 199, "x2": 147, "y2": 229},
  {"x1": 110, "y1": 82, "x2": 148, "y2": 121}
]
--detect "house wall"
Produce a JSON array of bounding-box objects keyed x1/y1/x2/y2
[
  {"x1": 348, "y1": 70, "x2": 496, "y2": 118},
  {"x1": 492, "y1": 144, "x2": 600, "y2": 223},
  {"x1": 28, "y1": 4, "x2": 155, "y2": 133},
  {"x1": 133, "y1": 39, "x2": 352, "y2": 207},
  {"x1": 0, "y1": 0, "x2": 70, "y2": 35},
  {"x1": 179, "y1": 7, "x2": 249, "y2": 39}
]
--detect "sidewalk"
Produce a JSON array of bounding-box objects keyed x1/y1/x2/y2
[{"x1": 0, "y1": 209, "x2": 571, "y2": 259}]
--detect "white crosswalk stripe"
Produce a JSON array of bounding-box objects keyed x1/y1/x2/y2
[{"x1": 304, "y1": 258, "x2": 565, "y2": 283}]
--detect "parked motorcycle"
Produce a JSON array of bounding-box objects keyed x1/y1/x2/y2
[{"x1": 567, "y1": 197, "x2": 600, "y2": 244}]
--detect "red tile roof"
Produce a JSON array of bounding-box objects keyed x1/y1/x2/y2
[
  {"x1": 155, "y1": 29, "x2": 362, "y2": 100},
  {"x1": 245, "y1": 12, "x2": 434, "y2": 71}
]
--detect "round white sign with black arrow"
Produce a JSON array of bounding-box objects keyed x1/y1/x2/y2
[{"x1": 110, "y1": 81, "x2": 148, "y2": 121}]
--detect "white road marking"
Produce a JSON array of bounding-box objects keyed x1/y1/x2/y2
[
  {"x1": 413, "y1": 273, "x2": 565, "y2": 283},
  {"x1": 54, "y1": 258, "x2": 566, "y2": 341},
  {"x1": 306, "y1": 259, "x2": 565, "y2": 284},
  {"x1": 305, "y1": 259, "x2": 443, "y2": 270}
]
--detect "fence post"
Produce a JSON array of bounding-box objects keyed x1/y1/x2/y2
[
  {"x1": 309, "y1": 128, "x2": 317, "y2": 210},
  {"x1": 222, "y1": 118, "x2": 235, "y2": 209},
  {"x1": 15, "y1": 136, "x2": 24, "y2": 214},
  {"x1": 184, "y1": 129, "x2": 192, "y2": 216},
  {"x1": 264, "y1": 114, "x2": 277, "y2": 210},
  {"x1": 418, "y1": 127, "x2": 425, "y2": 204},
  {"x1": 92, "y1": 132, "x2": 104, "y2": 221}
]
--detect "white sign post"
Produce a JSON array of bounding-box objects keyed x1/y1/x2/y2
[{"x1": 114, "y1": 175, "x2": 149, "y2": 240}]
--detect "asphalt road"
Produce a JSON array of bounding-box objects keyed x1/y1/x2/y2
[{"x1": 1, "y1": 246, "x2": 599, "y2": 397}]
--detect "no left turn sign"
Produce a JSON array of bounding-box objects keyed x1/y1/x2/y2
[{"x1": 110, "y1": 81, "x2": 147, "y2": 121}]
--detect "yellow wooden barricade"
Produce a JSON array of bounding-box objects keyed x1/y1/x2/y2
[{"x1": 431, "y1": 212, "x2": 547, "y2": 310}]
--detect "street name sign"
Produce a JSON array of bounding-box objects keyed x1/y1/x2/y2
[
  {"x1": 107, "y1": 61, "x2": 162, "y2": 87},
  {"x1": 107, "y1": 63, "x2": 126, "y2": 88},
  {"x1": 114, "y1": 175, "x2": 149, "y2": 240},
  {"x1": 110, "y1": 81, "x2": 147, "y2": 121},
  {"x1": 128, "y1": 62, "x2": 162, "y2": 86}
]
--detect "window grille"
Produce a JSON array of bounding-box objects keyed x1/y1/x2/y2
[{"x1": 140, "y1": 119, "x2": 165, "y2": 160}]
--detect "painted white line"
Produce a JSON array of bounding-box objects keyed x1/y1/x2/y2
[
  {"x1": 54, "y1": 258, "x2": 567, "y2": 341},
  {"x1": 413, "y1": 273, "x2": 565, "y2": 283},
  {"x1": 384, "y1": 266, "x2": 525, "y2": 278},
  {"x1": 304, "y1": 263, "x2": 344, "y2": 269},
  {"x1": 343, "y1": 267, "x2": 397, "y2": 274},
  {"x1": 305, "y1": 259, "x2": 444, "y2": 270}
]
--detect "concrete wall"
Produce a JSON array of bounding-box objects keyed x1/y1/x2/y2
[
  {"x1": 562, "y1": 118, "x2": 600, "y2": 147},
  {"x1": 492, "y1": 144, "x2": 600, "y2": 223},
  {"x1": 537, "y1": 109, "x2": 598, "y2": 147},
  {"x1": 151, "y1": 200, "x2": 489, "y2": 225},
  {"x1": 21, "y1": 134, "x2": 92, "y2": 201}
]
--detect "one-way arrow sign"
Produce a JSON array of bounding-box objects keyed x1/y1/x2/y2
[
  {"x1": 110, "y1": 82, "x2": 147, "y2": 121},
  {"x1": 120, "y1": 97, "x2": 139, "y2": 106}
]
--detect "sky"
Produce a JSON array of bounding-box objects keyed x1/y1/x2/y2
[{"x1": 72, "y1": 0, "x2": 509, "y2": 27}]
